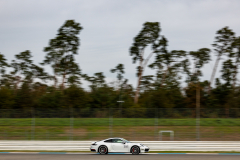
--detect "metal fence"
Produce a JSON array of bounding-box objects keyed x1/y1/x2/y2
[{"x1": 0, "y1": 108, "x2": 240, "y2": 141}]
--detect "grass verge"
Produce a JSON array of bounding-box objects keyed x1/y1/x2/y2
[{"x1": 1, "y1": 118, "x2": 240, "y2": 126}]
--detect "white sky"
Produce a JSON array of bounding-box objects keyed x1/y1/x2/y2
[{"x1": 1, "y1": 0, "x2": 240, "y2": 89}]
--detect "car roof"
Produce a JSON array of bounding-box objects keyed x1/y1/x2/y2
[{"x1": 103, "y1": 137, "x2": 123, "y2": 141}]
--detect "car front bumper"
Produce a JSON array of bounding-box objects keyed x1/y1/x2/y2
[
  {"x1": 90, "y1": 145, "x2": 98, "y2": 152},
  {"x1": 140, "y1": 146, "x2": 150, "y2": 153}
]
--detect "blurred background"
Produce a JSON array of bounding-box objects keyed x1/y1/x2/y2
[{"x1": 1, "y1": 1, "x2": 240, "y2": 142}]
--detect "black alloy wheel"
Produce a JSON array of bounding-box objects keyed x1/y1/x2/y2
[
  {"x1": 131, "y1": 146, "x2": 140, "y2": 155},
  {"x1": 99, "y1": 146, "x2": 108, "y2": 154}
]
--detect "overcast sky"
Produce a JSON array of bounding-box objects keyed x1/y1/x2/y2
[{"x1": 1, "y1": 0, "x2": 240, "y2": 89}]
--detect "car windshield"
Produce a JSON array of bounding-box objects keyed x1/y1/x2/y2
[{"x1": 122, "y1": 138, "x2": 131, "y2": 143}]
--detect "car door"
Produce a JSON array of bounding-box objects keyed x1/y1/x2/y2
[{"x1": 111, "y1": 139, "x2": 128, "y2": 152}]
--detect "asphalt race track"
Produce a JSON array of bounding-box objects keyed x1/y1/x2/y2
[{"x1": 0, "y1": 153, "x2": 240, "y2": 160}]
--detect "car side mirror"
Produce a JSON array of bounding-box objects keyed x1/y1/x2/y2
[{"x1": 122, "y1": 141, "x2": 126, "y2": 144}]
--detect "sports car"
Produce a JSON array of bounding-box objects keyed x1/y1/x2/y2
[{"x1": 90, "y1": 137, "x2": 149, "y2": 155}]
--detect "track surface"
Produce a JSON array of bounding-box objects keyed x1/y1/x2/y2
[{"x1": 0, "y1": 154, "x2": 240, "y2": 160}]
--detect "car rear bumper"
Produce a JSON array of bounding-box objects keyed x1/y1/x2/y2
[
  {"x1": 90, "y1": 145, "x2": 98, "y2": 152},
  {"x1": 90, "y1": 149, "x2": 96, "y2": 152}
]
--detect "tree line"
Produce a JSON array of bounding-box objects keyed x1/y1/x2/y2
[{"x1": 1, "y1": 20, "x2": 240, "y2": 112}]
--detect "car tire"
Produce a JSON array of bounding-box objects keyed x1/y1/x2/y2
[
  {"x1": 98, "y1": 145, "x2": 108, "y2": 154},
  {"x1": 131, "y1": 146, "x2": 140, "y2": 155}
]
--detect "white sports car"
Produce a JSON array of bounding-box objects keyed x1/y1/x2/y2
[{"x1": 90, "y1": 137, "x2": 149, "y2": 155}]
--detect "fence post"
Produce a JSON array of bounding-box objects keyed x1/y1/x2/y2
[
  {"x1": 133, "y1": 107, "x2": 135, "y2": 140},
  {"x1": 196, "y1": 83, "x2": 200, "y2": 141},
  {"x1": 155, "y1": 108, "x2": 158, "y2": 140},
  {"x1": 109, "y1": 108, "x2": 112, "y2": 137},
  {"x1": 69, "y1": 107, "x2": 74, "y2": 141},
  {"x1": 31, "y1": 107, "x2": 35, "y2": 140}
]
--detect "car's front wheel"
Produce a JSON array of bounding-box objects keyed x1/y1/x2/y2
[
  {"x1": 131, "y1": 146, "x2": 140, "y2": 155},
  {"x1": 98, "y1": 145, "x2": 108, "y2": 154}
]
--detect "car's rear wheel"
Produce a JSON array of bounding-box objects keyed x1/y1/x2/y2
[
  {"x1": 131, "y1": 146, "x2": 140, "y2": 155},
  {"x1": 98, "y1": 146, "x2": 108, "y2": 154}
]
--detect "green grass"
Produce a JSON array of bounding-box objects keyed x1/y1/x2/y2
[
  {"x1": 0, "y1": 118, "x2": 240, "y2": 140},
  {"x1": 0, "y1": 118, "x2": 240, "y2": 126}
]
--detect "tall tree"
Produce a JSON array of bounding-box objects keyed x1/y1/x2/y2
[
  {"x1": 58, "y1": 54, "x2": 81, "y2": 88},
  {"x1": 0, "y1": 53, "x2": 9, "y2": 86},
  {"x1": 42, "y1": 20, "x2": 83, "y2": 88},
  {"x1": 82, "y1": 72, "x2": 106, "y2": 89},
  {"x1": 110, "y1": 63, "x2": 125, "y2": 90},
  {"x1": 149, "y1": 36, "x2": 187, "y2": 88},
  {"x1": 130, "y1": 22, "x2": 161, "y2": 103},
  {"x1": 186, "y1": 48, "x2": 211, "y2": 83},
  {"x1": 110, "y1": 64, "x2": 125, "y2": 81},
  {"x1": 184, "y1": 48, "x2": 211, "y2": 111},
  {"x1": 11, "y1": 50, "x2": 48, "y2": 89},
  {"x1": 208, "y1": 27, "x2": 235, "y2": 92},
  {"x1": 139, "y1": 75, "x2": 154, "y2": 91},
  {"x1": 110, "y1": 64, "x2": 127, "y2": 111},
  {"x1": 230, "y1": 36, "x2": 240, "y2": 88},
  {"x1": 221, "y1": 59, "x2": 236, "y2": 86}
]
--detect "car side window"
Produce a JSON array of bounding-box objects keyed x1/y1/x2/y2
[
  {"x1": 112, "y1": 139, "x2": 123, "y2": 143},
  {"x1": 104, "y1": 139, "x2": 112, "y2": 143}
]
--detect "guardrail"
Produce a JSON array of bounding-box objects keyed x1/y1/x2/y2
[{"x1": 1, "y1": 141, "x2": 240, "y2": 151}]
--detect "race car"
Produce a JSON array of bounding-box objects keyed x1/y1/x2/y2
[{"x1": 90, "y1": 137, "x2": 149, "y2": 155}]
